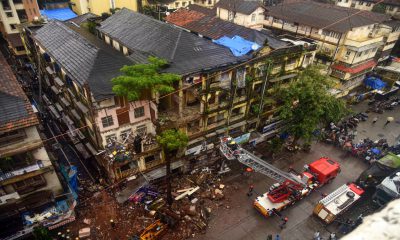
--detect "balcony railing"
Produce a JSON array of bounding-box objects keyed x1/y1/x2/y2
[
  {"x1": 0, "y1": 162, "x2": 44, "y2": 181},
  {"x1": 344, "y1": 36, "x2": 384, "y2": 48}
]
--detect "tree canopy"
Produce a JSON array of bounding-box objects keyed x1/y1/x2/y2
[
  {"x1": 276, "y1": 66, "x2": 349, "y2": 142},
  {"x1": 157, "y1": 129, "x2": 189, "y2": 152},
  {"x1": 112, "y1": 57, "x2": 181, "y2": 101}
]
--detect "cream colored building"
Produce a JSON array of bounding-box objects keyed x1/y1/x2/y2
[
  {"x1": 335, "y1": 0, "x2": 400, "y2": 16},
  {"x1": 265, "y1": 1, "x2": 399, "y2": 93},
  {"x1": 70, "y1": 0, "x2": 147, "y2": 15},
  {"x1": 193, "y1": 0, "x2": 219, "y2": 8},
  {"x1": 215, "y1": 0, "x2": 265, "y2": 29}
]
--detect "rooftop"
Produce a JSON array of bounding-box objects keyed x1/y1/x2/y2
[
  {"x1": 265, "y1": 0, "x2": 391, "y2": 33},
  {"x1": 97, "y1": 8, "x2": 247, "y2": 75},
  {"x1": 67, "y1": 13, "x2": 98, "y2": 25},
  {"x1": 166, "y1": 8, "x2": 287, "y2": 48},
  {"x1": 0, "y1": 53, "x2": 39, "y2": 133},
  {"x1": 215, "y1": 0, "x2": 264, "y2": 15},
  {"x1": 40, "y1": 8, "x2": 78, "y2": 21},
  {"x1": 34, "y1": 21, "x2": 132, "y2": 101},
  {"x1": 187, "y1": 4, "x2": 216, "y2": 15}
]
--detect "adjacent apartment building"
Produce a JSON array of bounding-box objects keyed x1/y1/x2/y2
[
  {"x1": 0, "y1": 0, "x2": 40, "y2": 63},
  {"x1": 215, "y1": 0, "x2": 265, "y2": 29},
  {"x1": 0, "y1": 52, "x2": 73, "y2": 239},
  {"x1": 335, "y1": 0, "x2": 400, "y2": 16},
  {"x1": 70, "y1": 0, "x2": 147, "y2": 15},
  {"x1": 264, "y1": 0, "x2": 399, "y2": 93}
]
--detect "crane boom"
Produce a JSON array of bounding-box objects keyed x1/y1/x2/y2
[{"x1": 220, "y1": 138, "x2": 306, "y2": 187}]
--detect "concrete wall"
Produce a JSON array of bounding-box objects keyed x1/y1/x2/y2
[
  {"x1": 71, "y1": 0, "x2": 89, "y2": 15},
  {"x1": 217, "y1": 7, "x2": 264, "y2": 29}
]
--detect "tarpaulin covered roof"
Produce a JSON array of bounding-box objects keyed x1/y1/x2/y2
[
  {"x1": 379, "y1": 153, "x2": 400, "y2": 169},
  {"x1": 40, "y1": 8, "x2": 77, "y2": 21},
  {"x1": 213, "y1": 35, "x2": 260, "y2": 57},
  {"x1": 364, "y1": 76, "x2": 387, "y2": 90}
]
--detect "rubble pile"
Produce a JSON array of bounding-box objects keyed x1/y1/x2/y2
[{"x1": 60, "y1": 167, "x2": 233, "y2": 240}]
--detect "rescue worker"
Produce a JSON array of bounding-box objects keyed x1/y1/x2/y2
[
  {"x1": 279, "y1": 217, "x2": 288, "y2": 229},
  {"x1": 247, "y1": 185, "x2": 254, "y2": 197},
  {"x1": 110, "y1": 219, "x2": 116, "y2": 229}
]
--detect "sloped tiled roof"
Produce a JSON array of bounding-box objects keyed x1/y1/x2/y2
[
  {"x1": 0, "y1": 53, "x2": 39, "y2": 133},
  {"x1": 34, "y1": 21, "x2": 132, "y2": 101},
  {"x1": 67, "y1": 13, "x2": 98, "y2": 25},
  {"x1": 187, "y1": 4, "x2": 216, "y2": 15},
  {"x1": 215, "y1": 0, "x2": 264, "y2": 15},
  {"x1": 97, "y1": 8, "x2": 247, "y2": 75},
  {"x1": 266, "y1": 1, "x2": 390, "y2": 33},
  {"x1": 166, "y1": 8, "x2": 288, "y2": 48}
]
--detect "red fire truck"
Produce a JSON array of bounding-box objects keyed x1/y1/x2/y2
[{"x1": 220, "y1": 137, "x2": 341, "y2": 217}]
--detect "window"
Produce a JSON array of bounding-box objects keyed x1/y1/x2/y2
[
  {"x1": 16, "y1": 46, "x2": 25, "y2": 51},
  {"x1": 357, "y1": 52, "x2": 362, "y2": 57},
  {"x1": 105, "y1": 134, "x2": 117, "y2": 144},
  {"x1": 134, "y1": 106, "x2": 145, "y2": 118},
  {"x1": 364, "y1": 49, "x2": 370, "y2": 55},
  {"x1": 388, "y1": 6, "x2": 394, "y2": 11},
  {"x1": 145, "y1": 155, "x2": 156, "y2": 164},
  {"x1": 6, "y1": 12, "x2": 12, "y2": 17},
  {"x1": 120, "y1": 129, "x2": 132, "y2": 141},
  {"x1": 346, "y1": 50, "x2": 351, "y2": 56},
  {"x1": 175, "y1": 2, "x2": 179, "y2": 8},
  {"x1": 33, "y1": 8, "x2": 36, "y2": 14},
  {"x1": 136, "y1": 124, "x2": 147, "y2": 135},
  {"x1": 366, "y1": 2, "x2": 371, "y2": 6},
  {"x1": 359, "y1": 1, "x2": 363, "y2": 5},
  {"x1": 101, "y1": 116, "x2": 114, "y2": 128},
  {"x1": 10, "y1": 24, "x2": 17, "y2": 30},
  {"x1": 251, "y1": 13, "x2": 256, "y2": 22},
  {"x1": 182, "y1": 1, "x2": 186, "y2": 6},
  {"x1": 217, "y1": 113, "x2": 225, "y2": 122},
  {"x1": 372, "y1": 47, "x2": 377, "y2": 52}
]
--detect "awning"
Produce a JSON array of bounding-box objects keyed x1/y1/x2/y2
[
  {"x1": 75, "y1": 143, "x2": 90, "y2": 159},
  {"x1": 228, "y1": 120, "x2": 246, "y2": 129},
  {"x1": 71, "y1": 109, "x2": 81, "y2": 120},
  {"x1": 55, "y1": 103, "x2": 63, "y2": 112},
  {"x1": 143, "y1": 160, "x2": 184, "y2": 181},
  {"x1": 60, "y1": 97, "x2": 70, "y2": 107},
  {"x1": 331, "y1": 59, "x2": 376, "y2": 74},
  {"x1": 85, "y1": 142, "x2": 97, "y2": 155},
  {"x1": 51, "y1": 86, "x2": 59, "y2": 95},
  {"x1": 48, "y1": 105, "x2": 61, "y2": 119},
  {"x1": 346, "y1": 42, "x2": 383, "y2": 52},
  {"x1": 54, "y1": 77, "x2": 64, "y2": 87},
  {"x1": 76, "y1": 101, "x2": 89, "y2": 114},
  {"x1": 46, "y1": 66, "x2": 54, "y2": 75}
]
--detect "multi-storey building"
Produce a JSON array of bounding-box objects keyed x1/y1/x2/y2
[
  {"x1": 335, "y1": 0, "x2": 400, "y2": 16},
  {"x1": 98, "y1": 8, "x2": 316, "y2": 171},
  {"x1": 215, "y1": 0, "x2": 265, "y2": 29},
  {"x1": 264, "y1": 1, "x2": 399, "y2": 93},
  {"x1": 70, "y1": 0, "x2": 147, "y2": 15},
  {"x1": 0, "y1": 0, "x2": 40, "y2": 64},
  {"x1": 192, "y1": 0, "x2": 219, "y2": 8},
  {"x1": 0, "y1": 52, "x2": 74, "y2": 239}
]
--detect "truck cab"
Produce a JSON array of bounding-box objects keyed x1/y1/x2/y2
[{"x1": 307, "y1": 157, "x2": 341, "y2": 185}]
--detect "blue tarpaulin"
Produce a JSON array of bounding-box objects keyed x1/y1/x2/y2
[
  {"x1": 364, "y1": 77, "x2": 387, "y2": 90},
  {"x1": 213, "y1": 35, "x2": 260, "y2": 57},
  {"x1": 41, "y1": 8, "x2": 77, "y2": 21}
]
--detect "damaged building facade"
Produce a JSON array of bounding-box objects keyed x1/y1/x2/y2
[
  {"x1": 0, "y1": 52, "x2": 75, "y2": 239},
  {"x1": 96, "y1": 8, "x2": 317, "y2": 176}
]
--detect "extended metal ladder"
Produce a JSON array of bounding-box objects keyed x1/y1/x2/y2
[
  {"x1": 237, "y1": 148, "x2": 306, "y2": 187},
  {"x1": 319, "y1": 184, "x2": 349, "y2": 205}
]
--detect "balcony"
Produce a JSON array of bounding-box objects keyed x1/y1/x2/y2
[{"x1": 0, "y1": 162, "x2": 47, "y2": 183}]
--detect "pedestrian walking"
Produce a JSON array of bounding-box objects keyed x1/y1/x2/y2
[
  {"x1": 247, "y1": 185, "x2": 254, "y2": 197},
  {"x1": 275, "y1": 234, "x2": 281, "y2": 240},
  {"x1": 279, "y1": 217, "x2": 288, "y2": 229},
  {"x1": 372, "y1": 117, "x2": 378, "y2": 124},
  {"x1": 267, "y1": 234, "x2": 273, "y2": 240},
  {"x1": 110, "y1": 219, "x2": 116, "y2": 229}
]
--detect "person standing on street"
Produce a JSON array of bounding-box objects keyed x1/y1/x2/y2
[
  {"x1": 384, "y1": 117, "x2": 394, "y2": 126},
  {"x1": 372, "y1": 116, "x2": 378, "y2": 124},
  {"x1": 279, "y1": 217, "x2": 288, "y2": 229},
  {"x1": 247, "y1": 185, "x2": 254, "y2": 197}
]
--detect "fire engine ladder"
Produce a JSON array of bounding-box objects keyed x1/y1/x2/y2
[
  {"x1": 319, "y1": 184, "x2": 349, "y2": 205},
  {"x1": 238, "y1": 148, "x2": 306, "y2": 187}
]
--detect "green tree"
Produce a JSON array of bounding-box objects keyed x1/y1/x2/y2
[
  {"x1": 157, "y1": 129, "x2": 188, "y2": 205},
  {"x1": 277, "y1": 66, "x2": 349, "y2": 143},
  {"x1": 112, "y1": 57, "x2": 181, "y2": 101},
  {"x1": 372, "y1": 4, "x2": 386, "y2": 13},
  {"x1": 33, "y1": 226, "x2": 51, "y2": 240}
]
